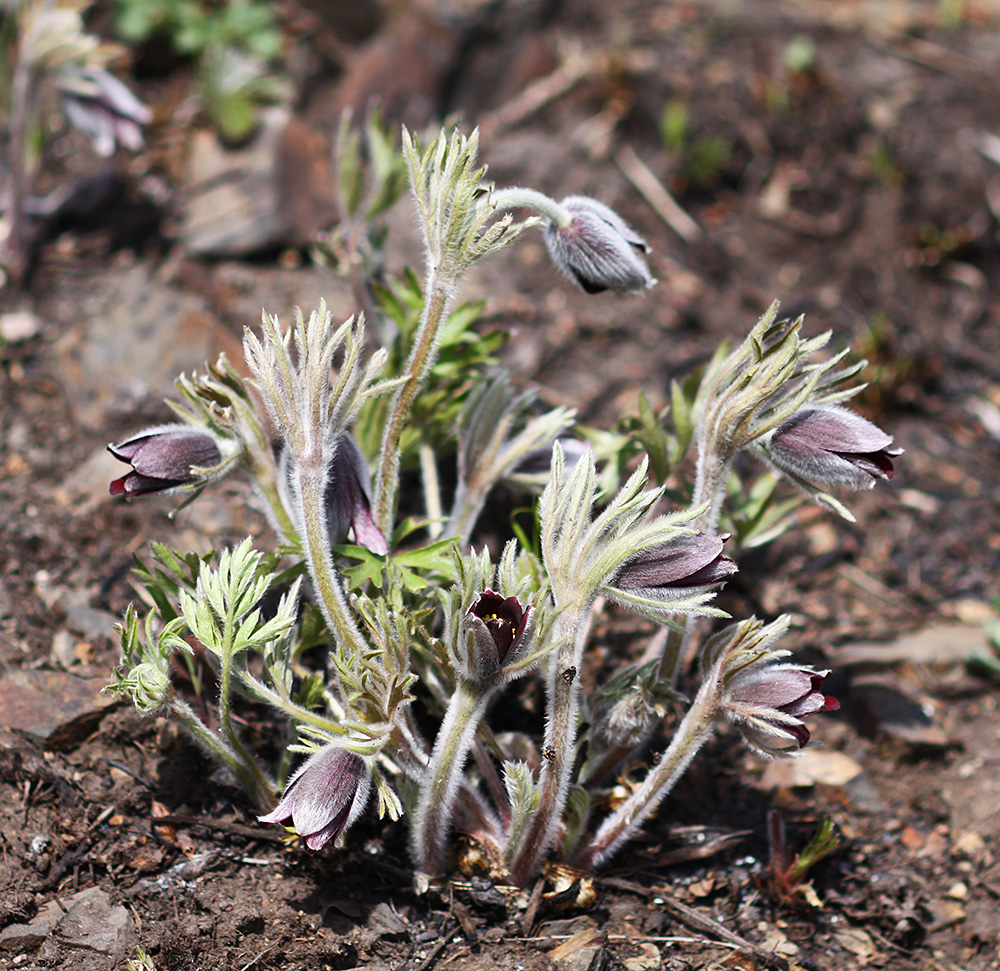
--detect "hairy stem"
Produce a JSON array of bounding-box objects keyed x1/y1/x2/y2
[
  {"x1": 217, "y1": 608, "x2": 275, "y2": 808},
  {"x1": 294, "y1": 459, "x2": 368, "y2": 659},
  {"x1": 1, "y1": 51, "x2": 35, "y2": 280},
  {"x1": 443, "y1": 478, "x2": 484, "y2": 546},
  {"x1": 373, "y1": 276, "x2": 454, "y2": 535},
  {"x1": 420, "y1": 442, "x2": 444, "y2": 539},
  {"x1": 573, "y1": 678, "x2": 719, "y2": 871},
  {"x1": 413, "y1": 680, "x2": 492, "y2": 875},
  {"x1": 168, "y1": 692, "x2": 275, "y2": 810},
  {"x1": 493, "y1": 187, "x2": 572, "y2": 228},
  {"x1": 507, "y1": 604, "x2": 588, "y2": 887},
  {"x1": 653, "y1": 439, "x2": 734, "y2": 689}
]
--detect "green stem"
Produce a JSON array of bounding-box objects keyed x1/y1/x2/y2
[
  {"x1": 217, "y1": 613, "x2": 275, "y2": 807},
  {"x1": 653, "y1": 440, "x2": 734, "y2": 690},
  {"x1": 1, "y1": 50, "x2": 35, "y2": 281},
  {"x1": 573, "y1": 678, "x2": 719, "y2": 872},
  {"x1": 373, "y1": 275, "x2": 454, "y2": 536},
  {"x1": 507, "y1": 604, "x2": 588, "y2": 887},
  {"x1": 231, "y1": 395, "x2": 298, "y2": 544},
  {"x1": 493, "y1": 187, "x2": 572, "y2": 228},
  {"x1": 295, "y1": 460, "x2": 368, "y2": 659},
  {"x1": 420, "y1": 442, "x2": 445, "y2": 540},
  {"x1": 413, "y1": 679, "x2": 492, "y2": 875},
  {"x1": 167, "y1": 692, "x2": 275, "y2": 810},
  {"x1": 442, "y1": 478, "x2": 484, "y2": 546}
]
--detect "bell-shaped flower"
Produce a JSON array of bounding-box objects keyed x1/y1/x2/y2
[
  {"x1": 455, "y1": 590, "x2": 535, "y2": 686},
  {"x1": 108, "y1": 424, "x2": 225, "y2": 499},
  {"x1": 258, "y1": 745, "x2": 371, "y2": 850},
  {"x1": 603, "y1": 532, "x2": 737, "y2": 619},
  {"x1": 724, "y1": 664, "x2": 839, "y2": 758},
  {"x1": 544, "y1": 196, "x2": 656, "y2": 294},
  {"x1": 760, "y1": 404, "x2": 901, "y2": 492},
  {"x1": 279, "y1": 434, "x2": 387, "y2": 555},
  {"x1": 59, "y1": 66, "x2": 151, "y2": 158}
]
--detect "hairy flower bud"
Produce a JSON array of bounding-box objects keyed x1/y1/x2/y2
[
  {"x1": 608, "y1": 533, "x2": 737, "y2": 602},
  {"x1": 108, "y1": 425, "x2": 225, "y2": 499},
  {"x1": 59, "y1": 66, "x2": 151, "y2": 158},
  {"x1": 456, "y1": 590, "x2": 534, "y2": 685},
  {"x1": 279, "y1": 434, "x2": 387, "y2": 555},
  {"x1": 544, "y1": 196, "x2": 656, "y2": 294},
  {"x1": 724, "y1": 664, "x2": 839, "y2": 758},
  {"x1": 761, "y1": 404, "x2": 901, "y2": 491},
  {"x1": 258, "y1": 745, "x2": 371, "y2": 850}
]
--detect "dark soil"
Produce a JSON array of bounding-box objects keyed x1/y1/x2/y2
[{"x1": 2, "y1": 1, "x2": 1000, "y2": 970}]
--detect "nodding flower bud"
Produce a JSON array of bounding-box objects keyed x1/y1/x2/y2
[
  {"x1": 761, "y1": 404, "x2": 901, "y2": 492},
  {"x1": 544, "y1": 196, "x2": 656, "y2": 295},
  {"x1": 724, "y1": 664, "x2": 839, "y2": 758},
  {"x1": 279, "y1": 434, "x2": 388, "y2": 555},
  {"x1": 59, "y1": 66, "x2": 151, "y2": 158},
  {"x1": 258, "y1": 745, "x2": 371, "y2": 851},
  {"x1": 609, "y1": 533, "x2": 738, "y2": 601},
  {"x1": 456, "y1": 590, "x2": 535, "y2": 686},
  {"x1": 108, "y1": 425, "x2": 226, "y2": 499}
]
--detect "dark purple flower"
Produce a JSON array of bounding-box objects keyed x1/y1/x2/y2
[
  {"x1": 323, "y1": 435, "x2": 387, "y2": 555},
  {"x1": 544, "y1": 196, "x2": 656, "y2": 294},
  {"x1": 109, "y1": 425, "x2": 222, "y2": 499},
  {"x1": 764, "y1": 405, "x2": 901, "y2": 491},
  {"x1": 725, "y1": 664, "x2": 839, "y2": 757},
  {"x1": 458, "y1": 591, "x2": 534, "y2": 684},
  {"x1": 258, "y1": 745, "x2": 371, "y2": 851},
  {"x1": 612, "y1": 533, "x2": 738, "y2": 599},
  {"x1": 279, "y1": 434, "x2": 388, "y2": 555}
]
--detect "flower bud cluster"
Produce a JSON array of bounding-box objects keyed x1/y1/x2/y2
[{"x1": 104, "y1": 123, "x2": 900, "y2": 887}]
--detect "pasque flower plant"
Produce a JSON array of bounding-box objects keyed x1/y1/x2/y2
[{"x1": 109, "y1": 123, "x2": 898, "y2": 890}]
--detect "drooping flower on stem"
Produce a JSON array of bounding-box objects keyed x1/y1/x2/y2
[
  {"x1": 759, "y1": 404, "x2": 901, "y2": 492},
  {"x1": 602, "y1": 531, "x2": 738, "y2": 621},
  {"x1": 59, "y1": 66, "x2": 151, "y2": 158},
  {"x1": 258, "y1": 745, "x2": 371, "y2": 850},
  {"x1": 543, "y1": 196, "x2": 656, "y2": 294},
  {"x1": 108, "y1": 425, "x2": 230, "y2": 499},
  {"x1": 612, "y1": 532, "x2": 738, "y2": 596},
  {"x1": 724, "y1": 664, "x2": 839, "y2": 758}
]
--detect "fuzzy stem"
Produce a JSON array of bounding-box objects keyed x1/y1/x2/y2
[
  {"x1": 1, "y1": 49, "x2": 36, "y2": 280},
  {"x1": 653, "y1": 440, "x2": 735, "y2": 689},
  {"x1": 230, "y1": 394, "x2": 298, "y2": 544},
  {"x1": 413, "y1": 679, "x2": 492, "y2": 875},
  {"x1": 443, "y1": 478, "x2": 485, "y2": 546},
  {"x1": 573, "y1": 678, "x2": 719, "y2": 871},
  {"x1": 294, "y1": 459, "x2": 368, "y2": 659},
  {"x1": 373, "y1": 275, "x2": 454, "y2": 535},
  {"x1": 507, "y1": 603, "x2": 588, "y2": 887},
  {"x1": 217, "y1": 606, "x2": 275, "y2": 807},
  {"x1": 493, "y1": 187, "x2": 572, "y2": 228},
  {"x1": 420, "y1": 442, "x2": 445, "y2": 539},
  {"x1": 167, "y1": 692, "x2": 275, "y2": 810}
]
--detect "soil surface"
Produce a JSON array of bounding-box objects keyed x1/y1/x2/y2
[{"x1": 2, "y1": 1, "x2": 1000, "y2": 970}]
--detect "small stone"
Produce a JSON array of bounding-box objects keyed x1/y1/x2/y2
[
  {"x1": 757, "y1": 750, "x2": 862, "y2": 790},
  {"x1": 365, "y1": 902, "x2": 408, "y2": 941},
  {"x1": 179, "y1": 110, "x2": 337, "y2": 256},
  {"x1": 953, "y1": 831, "x2": 986, "y2": 861},
  {"x1": 947, "y1": 882, "x2": 968, "y2": 901},
  {"x1": 549, "y1": 927, "x2": 607, "y2": 971},
  {"x1": 0, "y1": 310, "x2": 42, "y2": 343},
  {"x1": 620, "y1": 941, "x2": 662, "y2": 971}
]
